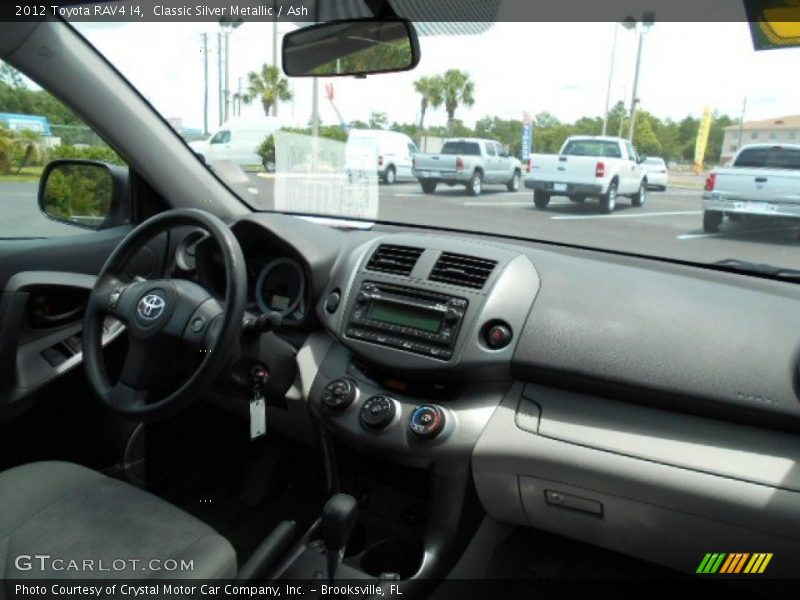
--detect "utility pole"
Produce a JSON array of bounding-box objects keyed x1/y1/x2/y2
[
  {"x1": 237, "y1": 77, "x2": 243, "y2": 117},
  {"x1": 217, "y1": 31, "x2": 223, "y2": 127},
  {"x1": 273, "y1": 0, "x2": 279, "y2": 117},
  {"x1": 224, "y1": 29, "x2": 230, "y2": 121},
  {"x1": 202, "y1": 33, "x2": 209, "y2": 135},
  {"x1": 601, "y1": 24, "x2": 619, "y2": 136},
  {"x1": 627, "y1": 28, "x2": 645, "y2": 141},
  {"x1": 627, "y1": 15, "x2": 654, "y2": 141},
  {"x1": 737, "y1": 96, "x2": 747, "y2": 151}
]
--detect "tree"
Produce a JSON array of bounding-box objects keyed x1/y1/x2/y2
[
  {"x1": 412, "y1": 75, "x2": 443, "y2": 130},
  {"x1": 242, "y1": 64, "x2": 292, "y2": 116},
  {"x1": 368, "y1": 111, "x2": 388, "y2": 129},
  {"x1": 632, "y1": 111, "x2": 662, "y2": 156},
  {"x1": 0, "y1": 64, "x2": 23, "y2": 87},
  {"x1": 441, "y1": 69, "x2": 475, "y2": 133}
]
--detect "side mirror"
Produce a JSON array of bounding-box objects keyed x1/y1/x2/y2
[
  {"x1": 38, "y1": 160, "x2": 126, "y2": 230},
  {"x1": 637, "y1": 155, "x2": 648, "y2": 164},
  {"x1": 283, "y1": 19, "x2": 420, "y2": 77}
]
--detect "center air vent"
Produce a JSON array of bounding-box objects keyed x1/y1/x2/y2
[
  {"x1": 429, "y1": 252, "x2": 497, "y2": 289},
  {"x1": 366, "y1": 244, "x2": 424, "y2": 276}
]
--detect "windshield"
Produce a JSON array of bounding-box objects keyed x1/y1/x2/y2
[{"x1": 65, "y1": 20, "x2": 800, "y2": 271}]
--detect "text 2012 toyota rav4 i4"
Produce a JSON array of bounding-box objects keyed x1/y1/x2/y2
[{"x1": 2, "y1": 5, "x2": 800, "y2": 598}]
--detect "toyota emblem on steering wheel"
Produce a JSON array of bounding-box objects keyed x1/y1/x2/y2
[{"x1": 137, "y1": 294, "x2": 166, "y2": 320}]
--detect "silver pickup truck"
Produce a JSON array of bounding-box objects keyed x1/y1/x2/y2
[
  {"x1": 703, "y1": 144, "x2": 800, "y2": 232},
  {"x1": 412, "y1": 138, "x2": 522, "y2": 196}
]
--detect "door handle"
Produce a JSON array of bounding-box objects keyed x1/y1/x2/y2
[{"x1": 755, "y1": 177, "x2": 768, "y2": 183}]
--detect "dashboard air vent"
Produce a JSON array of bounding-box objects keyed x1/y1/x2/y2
[
  {"x1": 366, "y1": 244, "x2": 424, "y2": 276},
  {"x1": 429, "y1": 252, "x2": 497, "y2": 289}
]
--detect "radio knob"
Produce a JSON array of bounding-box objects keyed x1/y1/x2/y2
[
  {"x1": 322, "y1": 378, "x2": 357, "y2": 411},
  {"x1": 409, "y1": 404, "x2": 446, "y2": 439},
  {"x1": 444, "y1": 308, "x2": 460, "y2": 323},
  {"x1": 356, "y1": 291, "x2": 370, "y2": 305}
]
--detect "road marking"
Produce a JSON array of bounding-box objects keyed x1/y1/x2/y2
[
  {"x1": 677, "y1": 225, "x2": 800, "y2": 240},
  {"x1": 463, "y1": 200, "x2": 534, "y2": 206},
  {"x1": 551, "y1": 210, "x2": 701, "y2": 221}
]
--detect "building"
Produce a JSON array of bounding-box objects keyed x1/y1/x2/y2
[{"x1": 721, "y1": 114, "x2": 800, "y2": 164}]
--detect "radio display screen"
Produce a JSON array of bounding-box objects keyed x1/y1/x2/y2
[{"x1": 368, "y1": 301, "x2": 443, "y2": 334}]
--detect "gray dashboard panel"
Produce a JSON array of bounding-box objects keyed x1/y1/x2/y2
[
  {"x1": 472, "y1": 383, "x2": 800, "y2": 575},
  {"x1": 511, "y1": 249, "x2": 800, "y2": 418}
]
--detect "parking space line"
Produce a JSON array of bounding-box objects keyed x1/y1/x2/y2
[
  {"x1": 677, "y1": 225, "x2": 800, "y2": 240},
  {"x1": 463, "y1": 200, "x2": 534, "y2": 206},
  {"x1": 551, "y1": 210, "x2": 701, "y2": 221}
]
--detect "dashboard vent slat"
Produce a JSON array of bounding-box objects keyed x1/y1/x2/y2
[
  {"x1": 429, "y1": 252, "x2": 497, "y2": 289},
  {"x1": 366, "y1": 244, "x2": 424, "y2": 276}
]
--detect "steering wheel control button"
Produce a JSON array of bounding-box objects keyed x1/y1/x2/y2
[
  {"x1": 190, "y1": 316, "x2": 206, "y2": 333},
  {"x1": 108, "y1": 288, "x2": 123, "y2": 309},
  {"x1": 409, "y1": 404, "x2": 446, "y2": 439},
  {"x1": 485, "y1": 322, "x2": 513, "y2": 349},
  {"x1": 322, "y1": 378, "x2": 357, "y2": 411},
  {"x1": 325, "y1": 290, "x2": 341, "y2": 314},
  {"x1": 359, "y1": 395, "x2": 396, "y2": 430}
]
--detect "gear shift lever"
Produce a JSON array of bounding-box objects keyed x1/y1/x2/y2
[{"x1": 321, "y1": 494, "x2": 358, "y2": 583}]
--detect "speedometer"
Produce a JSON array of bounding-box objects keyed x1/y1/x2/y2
[{"x1": 255, "y1": 258, "x2": 306, "y2": 318}]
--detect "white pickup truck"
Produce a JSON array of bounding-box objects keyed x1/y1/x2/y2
[
  {"x1": 702, "y1": 143, "x2": 800, "y2": 233},
  {"x1": 524, "y1": 136, "x2": 648, "y2": 213},
  {"x1": 412, "y1": 138, "x2": 522, "y2": 196}
]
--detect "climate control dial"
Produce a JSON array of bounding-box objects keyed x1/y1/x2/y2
[
  {"x1": 409, "y1": 404, "x2": 446, "y2": 439},
  {"x1": 322, "y1": 378, "x2": 357, "y2": 411},
  {"x1": 359, "y1": 395, "x2": 396, "y2": 430}
]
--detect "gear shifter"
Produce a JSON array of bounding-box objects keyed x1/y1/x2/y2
[{"x1": 321, "y1": 494, "x2": 358, "y2": 583}]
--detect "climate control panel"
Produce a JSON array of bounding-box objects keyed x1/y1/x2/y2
[
  {"x1": 360, "y1": 395, "x2": 396, "y2": 430},
  {"x1": 409, "y1": 404, "x2": 446, "y2": 439}
]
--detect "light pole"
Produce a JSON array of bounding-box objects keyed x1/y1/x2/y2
[
  {"x1": 219, "y1": 19, "x2": 243, "y2": 123},
  {"x1": 601, "y1": 20, "x2": 636, "y2": 136},
  {"x1": 201, "y1": 32, "x2": 209, "y2": 135},
  {"x1": 627, "y1": 14, "x2": 655, "y2": 141}
]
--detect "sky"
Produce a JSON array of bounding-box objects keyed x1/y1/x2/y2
[{"x1": 74, "y1": 21, "x2": 800, "y2": 133}]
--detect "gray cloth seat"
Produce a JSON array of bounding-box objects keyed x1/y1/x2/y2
[{"x1": 0, "y1": 461, "x2": 236, "y2": 579}]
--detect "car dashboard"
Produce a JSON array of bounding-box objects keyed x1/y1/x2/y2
[{"x1": 168, "y1": 212, "x2": 800, "y2": 578}]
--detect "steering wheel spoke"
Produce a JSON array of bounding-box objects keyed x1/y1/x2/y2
[
  {"x1": 91, "y1": 275, "x2": 144, "y2": 323},
  {"x1": 108, "y1": 381, "x2": 150, "y2": 413}
]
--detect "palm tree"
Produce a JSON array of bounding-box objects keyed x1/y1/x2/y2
[
  {"x1": 242, "y1": 64, "x2": 292, "y2": 116},
  {"x1": 441, "y1": 69, "x2": 475, "y2": 133},
  {"x1": 413, "y1": 75, "x2": 443, "y2": 130}
]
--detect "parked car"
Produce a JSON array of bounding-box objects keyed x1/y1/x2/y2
[
  {"x1": 345, "y1": 128, "x2": 417, "y2": 184},
  {"x1": 525, "y1": 135, "x2": 648, "y2": 213},
  {"x1": 189, "y1": 116, "x2": 283, "y2": 168},
  {"x1": 412, "y1": 137, "x2": 522, "y2": 196},
  {"x1": 642, "y1": 157, "x2": 669, "y2": 190},
  {"x1": 702, "y1": 143, "x2": 800, "y2": 232}
]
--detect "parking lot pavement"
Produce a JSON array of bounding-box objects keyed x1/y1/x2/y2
[
  {"x1": 3, "y1": 178, "x2": 798, "y2": 270},
  {"x1": 0, "y1": 182, "x2": 83, "y2": 238}
]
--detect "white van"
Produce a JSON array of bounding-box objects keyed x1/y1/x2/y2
[
  {"x1": 189, "y1": 116, "x2": 282, "y2": 167},
  {"x1": 346, "y1": 129, "x2": 418, "y2": 184}
]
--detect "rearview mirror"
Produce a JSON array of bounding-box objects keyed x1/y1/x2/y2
[
  {"x1": 38, "y1": 160, "x2": 125, "y2": 229},
  {"x1": 282, "y1": 19, "x2": 420, "y2": 77}
]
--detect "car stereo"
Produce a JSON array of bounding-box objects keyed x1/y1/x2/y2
[{"x1": 345, "y1": 282, "x2": 468, "y2": 360}]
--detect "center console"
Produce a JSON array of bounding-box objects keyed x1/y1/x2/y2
[{"x1": 276, "y1": 235, "x2": 542, "y2": 587}]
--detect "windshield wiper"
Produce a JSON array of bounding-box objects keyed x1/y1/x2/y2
[{"x1": 712, "y1": 259, "x2": 800, "y2": 281}]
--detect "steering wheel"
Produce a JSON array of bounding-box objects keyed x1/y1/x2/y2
[{"x1": 83, "y1": 208, "x2": 247, "y2": 422}]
